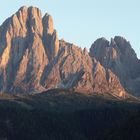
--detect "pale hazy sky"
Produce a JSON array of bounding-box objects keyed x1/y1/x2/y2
[{"x1": 0, "y1": 0, "x2": 140, "y2": 58}]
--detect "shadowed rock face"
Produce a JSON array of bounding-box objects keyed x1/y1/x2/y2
[
  {"x1": 0, "y1": 6, "x2": 139, "y2": 97},
  {"x1": 90, "y1": 37, "x2": 140, "y2": 96}
]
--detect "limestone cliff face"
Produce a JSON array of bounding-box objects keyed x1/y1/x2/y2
[
  {"x1": 0, "y1": 6, "x2": 53, "y2": 93},
  {"x1": 43, "y1": 14, "x2": 59, "y2": 60},
  {"x1": 0, "y1": 6, "x2": 138, "y2": 98}
]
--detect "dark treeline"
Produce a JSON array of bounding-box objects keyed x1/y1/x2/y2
[{"x1": 0, "y1": 100, "x2": 140, "y2": 140}]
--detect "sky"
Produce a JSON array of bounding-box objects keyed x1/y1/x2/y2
[{"x1": 0, "y1": 0, "x2": 140, "y2": 58}]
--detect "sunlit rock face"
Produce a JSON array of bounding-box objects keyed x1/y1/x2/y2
[
  {"x1": 0, "y1": 6, "x2": 139, "y2": 98},
  {"x1": 90, "y1": 36, "x2": 140, "y2": 96},
  {"x1": 42, "y1": 13, "x2": 59, "y2": 60},
  {"x1": 0, "y1": 6, "x2": 50, "y2": 93}
]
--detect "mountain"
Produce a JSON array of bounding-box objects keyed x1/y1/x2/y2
[
  {"x1": 90, "y1": 37, "x2": 140, "y2": 96},
  {"x1": 0, "y1": 6, "x2": 139, "y2": 97}
]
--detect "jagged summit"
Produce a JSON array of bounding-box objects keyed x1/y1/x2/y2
[
  {"x1": 0, "y1": 6, "x2": 139, "y2": 98},
  {"x1": 90, "y1": 36, "x2": 140, "y2": 96}
]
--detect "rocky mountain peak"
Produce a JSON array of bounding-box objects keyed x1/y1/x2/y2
[
  {"x1": 18, "y1": 6, "x2": 42, "y2": 19},
  {"x1": 90, "y1": 36, "x2": 140, "y2": 96},
  {"x1": 0, "y1": 6, "x2": 59, "y2": 93}
]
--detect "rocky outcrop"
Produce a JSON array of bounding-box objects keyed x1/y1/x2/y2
[
  {"x1": 0, "y1": 6, "x2": 139, "y2": 98},
  {"x1": 43, "y1": 14, "x2": 59, "y2": 60}
]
